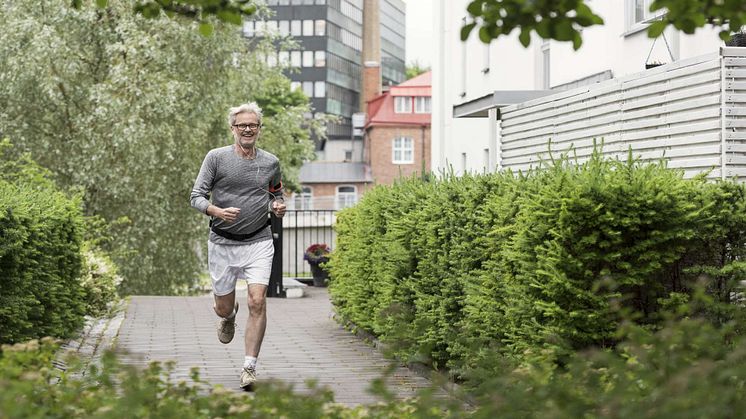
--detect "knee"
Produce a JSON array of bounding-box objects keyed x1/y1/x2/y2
[
  {"x1": 248, "y1": 296, "x2": 266, "y2": 315},
  {"x1": 214, "y1": 299, "x2": 235, "y2": 318}
]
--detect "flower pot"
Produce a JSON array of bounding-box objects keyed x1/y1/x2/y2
[{"x1": 309, "y1": 262, "x2": 329, "y2": 287}]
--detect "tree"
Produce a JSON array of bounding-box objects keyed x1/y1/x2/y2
[
  {"x1": 461, "y1": 0, "x2": 746, "y2": 50},
  {"x1": 0, "y1": 0, "x2": 318, "y2": 294},
  {"x1": 405, "y1": 61, "x2": 430, "y2": 80},
  {"x1": 72, "y1": 0, "x2": 259, "y2": 36}
]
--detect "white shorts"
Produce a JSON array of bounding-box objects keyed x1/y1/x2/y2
[{"x1": 208, "y1": 239, "x2": 274, "y2": 296}]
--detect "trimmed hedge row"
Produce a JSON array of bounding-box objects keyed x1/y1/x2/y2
[
  {"x1": 328, "y1": 151, "x2": 746, "y2": 380},
  {"x1": 0, "y1": 149, "x2": 87, "y2": 344}
]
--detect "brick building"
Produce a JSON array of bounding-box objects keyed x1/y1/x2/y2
[{"x1": 365, "y1": 71, "x2": 431, "y2": 185}]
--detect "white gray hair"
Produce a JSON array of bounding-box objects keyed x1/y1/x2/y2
[{"x1": 228, "y1": 102, "x2": 263, "y2": 126}]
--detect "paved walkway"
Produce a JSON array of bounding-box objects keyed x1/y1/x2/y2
[{"x1": 115, "y1": 286, "x2": 442, "y2": 405}]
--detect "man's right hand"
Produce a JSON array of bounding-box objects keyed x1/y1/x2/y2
[{"x1": 220, "y1": 207, "x2": 241, "y2": 223}]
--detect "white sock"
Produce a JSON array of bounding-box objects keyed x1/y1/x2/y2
[
  {"x1": 226, "y1": 305, "x2": 237, "y2": 319},
  {"x1": 244, "y1": 356, "x2": 257, "y2": 369}
]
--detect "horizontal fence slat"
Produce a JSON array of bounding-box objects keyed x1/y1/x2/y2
[
  {"x1": 726, "y1": 93, "x2": 746, "y2": 103},
  {"x1": 725, "y1": 69, "x2": 746, "y2": 78},
  {"x1": 725, "y1": 107, "x2": 746, "y2": 116}
]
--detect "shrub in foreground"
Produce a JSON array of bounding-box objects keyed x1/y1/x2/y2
[{"x1": 328, "y1": 149, "x2": 746, "y2": 383}]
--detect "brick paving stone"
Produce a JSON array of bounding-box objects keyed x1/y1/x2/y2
[{"x1": 115, "y1": 287, "x2": 448, "y2": 406}]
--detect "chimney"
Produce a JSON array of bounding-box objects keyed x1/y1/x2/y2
[{"x1": 360, "y1": 0, "x2": 381, "y2": 113}]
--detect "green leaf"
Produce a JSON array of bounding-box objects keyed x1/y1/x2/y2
[
  {"x1": 70, "y1": 0, "x2": 82, "y2": 8},
  {"x1": 554, "y1": 19, "x2": 575, "y2": 41},
  {"x1": 217, "y1": 10, "x2": 242, "y2": 25},
  {"x1": 572, "y1": 32, "x2": 583, "y2": 50},
  {"x1": 647, "y1": 20, "x2": 668, "y2": 38},
  {"x1": 519, "y1": 28, "x2": 531, "y2": 47},
  {"x1": 466, "y1": 0, "x2": 484, "y2": 16},
  {"x1": 95, "y1": 0, "x2": 108, "y2": 7},
  {"x1": 461, "y1": 22, "x2": 477, "y2": 41},
  {"x1": 198, "y1": 22, "x2": 214, "y2": 36},
  {"x1": 478, "y1": 26, "x2": 493, "y2": 43}
]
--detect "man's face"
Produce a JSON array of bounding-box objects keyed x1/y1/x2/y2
[{"x1": 232, "y1": 111, "x2": 261, "y2": 148}]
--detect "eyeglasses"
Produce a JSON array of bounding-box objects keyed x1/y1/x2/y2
[{"x1": 233, "y1": 123, "x2": 262, "y2": 131}]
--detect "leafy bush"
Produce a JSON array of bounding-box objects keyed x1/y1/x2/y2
[
  {"x1": 0, "y1": 339, "x2": 447, "y2": 418},
  {"x1": 328, "y1": 148, "x2": 746, "y2": 385},
  {"x1": 0, "y1": 146, "x2": 87, "y2": 344},
  {"x1": 0, "y1": 142, "x2": 120, "y2": 343},
  {"x1": 79, "y1": 245, "x2": 122, "y2": 317},
  {"x1": 3, "y1": 297, "x2": 746, "y2": 418}
]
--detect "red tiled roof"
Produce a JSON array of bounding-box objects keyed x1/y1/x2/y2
[
  {"x1": 390, "y1": 71, "x2": 432, "y2": 97},
  {"x1": 366, "y1": 71, "x2": 431, "y2": 128}
]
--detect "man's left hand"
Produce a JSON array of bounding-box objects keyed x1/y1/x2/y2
[{"x1": 271, "y1": 199, "x2": 286, "y2": 218}]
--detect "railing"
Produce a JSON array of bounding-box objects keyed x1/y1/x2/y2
[{"x1": 281, "y1": 209, "x2": 337, "y2": 279}]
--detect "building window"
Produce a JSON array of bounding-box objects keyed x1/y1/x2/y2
[
  {"x1": 278, "y1": 20, "x2": 290, "y2": 36},
  {"x1": 278, "y1": 51, "x2": 289, "y2": 66},
  {"x1": 626, "y1": 0, "x2": 666, "y2": 31},
  {"x1": 394, "y1": 96, "x2": 412, "y2": 113},
  {"x1": 266, "y1": 52, "x2": 277, "y2": 67},
  {"x1": 254, "y1": 20, "x2": 266, "y2": 36},
  {"x1": 290, "y1": 81, "x2": 301, "y2": 91},
  {"x1": 302, "y1": 20, "x2": 314, "y2": 36},
  {"x1": 290, "y1": 50, "x2": 301, "y2": 67},
  {"x1": 414, "y1": 97, "x2": 431, "y2": 113},
  {"x1": 294, "y1": 186, "x2": 313, "y2": 210},
  {"x1": 336, "y1": 186, "x2": 357, "y2": 209},
  {"x1": 242, "y1": 21, "x2": 254, "y2": 37},
  {"x1": 302, "y1": 50, "x2": 313, "y2": 67},
  {"x1": 315, "y1": 20, "x2": 326, "y2": 36},
  {"x1": 314, "y1": 51, "x2": 326, "y2": 67},
  {"x1": 302, "y1": 81, "x2": 314, "y2": 97},
  {"x1": 314, "y1": 81, "x2": 326, "y2": 97},
  {"x1": 265, "y1": 20, "x2": 277, "y2": 34},
  {"x1": 290, "y1": 20, "x2": 302, "y2": 36},
  {"x1": 392, "y1": 137, "x2": 414, "y2": 164}
]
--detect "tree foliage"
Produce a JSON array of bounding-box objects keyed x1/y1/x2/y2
[
  {"x1": 0, "y1": 1, "x2": 318, "y2": 294},
  {"x1": 461, "y1": 0, "x2": 746, "y2": 50},
  {"x1": 405, "y1": 61, "x2": 430, "y2": 80},
  {"x1": 71, "y1": 0, "x2": 259, "y2": 36}
]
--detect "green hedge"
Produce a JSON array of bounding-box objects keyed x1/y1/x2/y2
[
  {"x1": 328, "y1": 150, "x2": 746, "y2": 381},
  {"x1": 0, "y1": 148, "x2": 87, "y2": 344}
]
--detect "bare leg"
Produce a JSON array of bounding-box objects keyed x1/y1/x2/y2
[
  {"x1": 245, "y1": 284, "x2": 268, "y2": 357},
  {"x1": 214, "y1": 290, "x2": 236, "y2": 318}
]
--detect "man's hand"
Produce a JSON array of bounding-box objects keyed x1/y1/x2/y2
[
  {"x1": 219, "y1": 207, "x2": 241, "y2": 223},
  {"x1": 271, "y1": 198, "x2": 286, "y2": 218}
]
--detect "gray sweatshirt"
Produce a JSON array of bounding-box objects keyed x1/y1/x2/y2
[{"x1": 190, "y1": 145, "x2": 283, "y2": 245}]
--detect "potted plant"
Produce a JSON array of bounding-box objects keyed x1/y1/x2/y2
[{"x1": 304, "y1": 243, "x2": 331, "y2": 287}]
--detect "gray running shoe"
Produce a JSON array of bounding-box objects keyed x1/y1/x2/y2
[
  {"x1": 217, "y1": 302, "x2": 238, "y2": 344},
  {"x1": 240, "y1": 366, "x2": 257, "y2": 390}
]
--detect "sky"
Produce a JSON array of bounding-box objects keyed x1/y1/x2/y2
[{"x1": 403, "y1": 0, "x2": 434, "y2": 68}]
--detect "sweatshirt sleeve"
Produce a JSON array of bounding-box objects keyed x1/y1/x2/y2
[{"x1": 190, "y1": 151, "x2": 215, "y2": 215}]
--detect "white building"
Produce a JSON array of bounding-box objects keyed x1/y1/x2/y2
[{"x1": 432, "y1": 0, "x2": 736, "y2": 177}]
